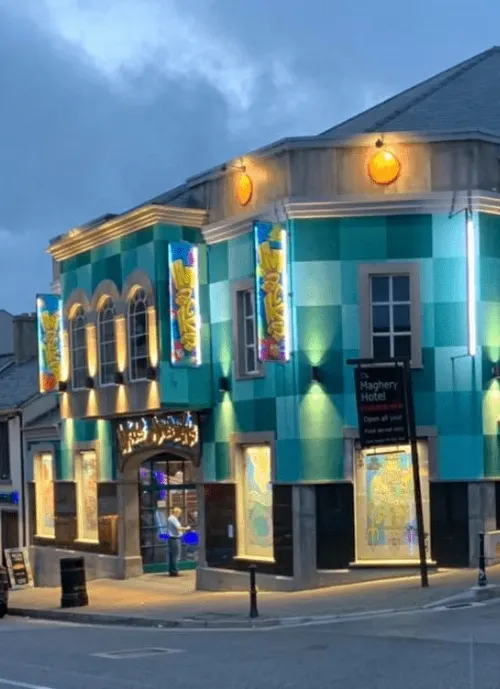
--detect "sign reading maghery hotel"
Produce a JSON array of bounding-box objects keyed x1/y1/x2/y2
[
  {"x1": 36, "y1": 293, "x2": 62, "y2": 393},
  {"x1": 168, "y1": 241, "x2": 202, "y2": 367},
  {"x1": 254, "y1": 221, "x2": 291, "y2": 362},
  {"x1": 354, "y1": 365, "x2": 409, "y2": 448}
]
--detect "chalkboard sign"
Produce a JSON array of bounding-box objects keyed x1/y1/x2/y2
[{"x1": 4, "y1": 548, "x2": 34, "y2": 590}]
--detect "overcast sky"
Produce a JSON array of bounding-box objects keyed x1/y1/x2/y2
[{"x1": 0, "y1": 0, "x2": 497, "y2": 313}]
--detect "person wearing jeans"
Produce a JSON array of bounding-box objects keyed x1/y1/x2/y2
[{"x1": 166, "y1": 507, "x2": 190, "y2": 576}]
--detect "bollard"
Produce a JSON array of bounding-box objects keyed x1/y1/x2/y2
[
  {"x1": 249, "y1": 564, "x2": 258, "y2": 618},
  {"x1": 478, "y1": 532, "x2": 488, "y2": 588}
]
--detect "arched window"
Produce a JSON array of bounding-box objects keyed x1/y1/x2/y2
[
  {"x1": 98, "y1": 297, "x2": 117, "y2": 385},
  {"x1": 70, "y1": 305, "x2": 87, "y2": 389},
  {"x1": 128, "y1": 288, "x2": 149, "y2": 381}
]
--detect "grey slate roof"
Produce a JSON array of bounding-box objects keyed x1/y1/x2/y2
[
  {"x1": 319, "y1": 47, "x2": 500, "y2": 139},
  {"x1": 0, "y1": 357, "x2": 39, "y2": 412}
]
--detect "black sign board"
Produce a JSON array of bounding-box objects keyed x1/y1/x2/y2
[
  {"x1": 354, "y1": 364, "x2": 409, "y2": 448},
  {"x1": 4, "y1": 548, "x2": 34, "y2": 590}
]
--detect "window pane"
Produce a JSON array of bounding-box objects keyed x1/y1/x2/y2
[
  {"x1": 393, "y1": 305, "x2": 411, "y2": 332},
  {"x1": 372, "y1": 305, "x2": 390, "y2": 333},
  {"x1": 245, "y1": 316, "x2": 254, "y2": 346},
  {"x1": 35, "y1": 453, "x2": 55, "y2": 538},
  {"x1": 246, "y1": 346, "x2": 256, "y2": 374},
  {"x1": 243, "y1": 290, "x2": 254, "y2": 317},
  {"x1": 394, "y1": 335, "x2": 412, "y2": 359},
  {"x1": 241, "y1": 446, "x2": 273, "y2": 560},
  {"x1": 371, "y1": 276, "x2": 389, "y2": 302},
  {"x1": 373, "y1": 335, "x2": 391, "y2": 360},
  {"x1": 76, "y1": 451, "x2": 98, "y2": 542},
  {"x1": 393, "y1": 275, "x2": 410, "y2": 302}
]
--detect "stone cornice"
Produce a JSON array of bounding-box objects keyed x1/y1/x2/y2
[{"x1": 48, "y1": 205, "x2": 208, "y2": 262}]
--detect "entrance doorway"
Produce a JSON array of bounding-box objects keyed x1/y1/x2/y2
[
  {"x1": 1, "y1": 510, "x2": 19, "y2": 566},
  {"x1": 139, "y1": 454, "x2": 199, "y2": 573}
]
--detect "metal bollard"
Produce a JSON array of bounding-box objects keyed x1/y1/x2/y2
[
  {"x1": 249, "y1": 564, "x2": 258, "y2": 618},
  {"x1": 478, "y1": 532, "x2": 488, "y2": 588}
]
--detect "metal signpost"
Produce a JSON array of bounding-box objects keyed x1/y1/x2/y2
[{"x1": 348, "y1": 357, "x2": 429, "y2": 589}]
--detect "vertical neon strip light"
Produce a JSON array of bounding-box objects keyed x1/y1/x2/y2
[{"x1": 466, "y1": 213, "x2": 477, "y2": 356}]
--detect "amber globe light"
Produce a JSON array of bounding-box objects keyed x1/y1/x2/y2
[
  {"x1": 368, "y1": 149, "x2": 401, "y2": 185},
  {"x1": 236, "y1": 172, "x2": 253, "y2": 206}
]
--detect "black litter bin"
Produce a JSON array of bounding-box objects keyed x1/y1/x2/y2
[{"x1": 60, "y1": 557, "x2": 89, "y2": 608}]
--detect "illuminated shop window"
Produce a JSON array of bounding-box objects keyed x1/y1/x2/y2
[
  {"x1": 34, "y1": 453, "x2": 55, "y2": 538},
  {"x1": 69, "y1": 305, "x2": 87, "y2": 389},
  {"x1": 98, "y1": 297, "x2": 117, "y2": 386},
  {"x1": 354, "y1": 445, "x2": 431, "y2": 563},
  {"x1": 238, "y1": 445, "x2": 274, "y2": 561},
  {"x1": 128, "y1": 287, "x2": 149, "y2": 381},
  {"x1": 75, "y1": 450, "x2": 99, "y2": 542}
]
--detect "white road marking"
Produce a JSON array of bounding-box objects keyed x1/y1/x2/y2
[
  {"x1": 0, "y1": 679, "x2": 55, "y2": 689},
  {"x1": 92, "y1": 647, "x2": 185, "y2": 659}
]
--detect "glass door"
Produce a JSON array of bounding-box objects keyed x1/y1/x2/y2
[{"x1": 139, "y1": 455, "x2": 199, "y2": 573}]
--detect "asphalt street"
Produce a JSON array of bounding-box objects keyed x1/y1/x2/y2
[{"x1": 1, "y1": 601, "x2": 500, "y2": 689}]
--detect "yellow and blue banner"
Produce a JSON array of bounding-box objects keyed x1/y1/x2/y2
[
  {"x1": 254, "y1": 221, "x2": 291, "y2": 363},
  {"x1": 168, "y1": 242, "x2": 202, "y2": 367},
  {"x1": 36, "y1": 294, "x2": 62, "y2": 393}
]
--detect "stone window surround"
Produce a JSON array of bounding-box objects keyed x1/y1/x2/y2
[
  {"x1": 231, "y1": 278, "x2": 264, "y2": 380},
  {"x1": 358, "y1": 262, "x2": 423, "y2": 369},
  {"x1": 230, "y1": 431, "x2": 276, "y2": 563}
]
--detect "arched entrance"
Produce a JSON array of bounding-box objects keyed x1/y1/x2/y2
[{"x1": 138, "y1": 452, "x2": 199, "y2": 573}]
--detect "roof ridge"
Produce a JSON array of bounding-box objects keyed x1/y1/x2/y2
[{"x1": 319, "y1": 46, "x2": 500, "y2": 137}]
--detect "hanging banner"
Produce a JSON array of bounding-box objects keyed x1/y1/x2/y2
[
  {"x1": 168, "y1": 242, "x2": 202, "y2": 367},
  {"x1": 254, "y1": 221, "x2": 291, "y2": 362},
  {"x1": 36, "y1": 294, "x2": 62, "y2": 393}
]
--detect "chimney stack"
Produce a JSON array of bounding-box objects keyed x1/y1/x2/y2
[{"x1": 13, "y1": 312, "x2": 38, "y2": 364}]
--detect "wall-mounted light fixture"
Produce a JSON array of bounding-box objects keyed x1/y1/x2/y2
[
  {"x1": 219, "y1": 376, "x2": 230, "y2": 393},
  {"x1": 114, "y1": 371, "x2": 125, "y2": 386},
  {"x1": 58, "y1": 381, "x2": 68, "y2": 393},
  {"x1": 368, "y1": 137, "x2": 401, "y2": 186},
  {"x1": 311, "y1": 366, "x2": 321, "y2": 383},
  {"x1": 85, "y1": 376, "x2": 95, "y2": 390},
  {"x1": 491, "y1": 364, "x2": 500, "y2": 379},
  {"x1": 146, "y1": 366, "x2": 157, "y2": 381}
]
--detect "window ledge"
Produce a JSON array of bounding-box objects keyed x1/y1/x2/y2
[
  {"x1": 34, "y1": 534, "x2": 55, "y2": 540},
  {"x1": 233, "y1": 555, "x2": 275, "y2": 564},
  {"x1": 74, "y1": 538, "x2": 100, "y2": 545},
  {"x1": 234, "y1": 371, "x2": 265, "y2": 382}
]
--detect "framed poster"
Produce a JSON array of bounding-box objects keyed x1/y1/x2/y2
[{"x1": 4, "y1": 547, "x2": 34, "y2": 590}]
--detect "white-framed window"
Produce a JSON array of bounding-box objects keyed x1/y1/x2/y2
[
  {"x1": 98, "y1": 297, "x2": 116, "y2": 386},
  {"x1": 34, "y1": 452, "x2": 55, "y2": 539},
  {"x1": 128, "y1": 288, "x2": 149, "y2": 381},
  {"x1": 75, "y1": 450, "x2": 98, "y2": 542},
  {"x1": 237, "y1": 444, "x2": 274, "y2": 562},
  {"x1": 69, "y1": 305, "x2": 87, "y2": 389},
  {"x1": 232, "y1": 280, "x2": 262, "y2": 379},
  {"x1": 359, "y1": 263, "x2": 422, "y2": 368}
]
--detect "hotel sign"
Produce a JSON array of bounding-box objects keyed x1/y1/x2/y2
[
  {"x1": 116, "y1": 412, "x2": 199, "y2": 457},
  {"x1": 354, "y1": 365, "x2": 409, "y2": 448}
]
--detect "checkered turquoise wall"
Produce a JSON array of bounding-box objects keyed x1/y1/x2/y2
[
  {"x1": 60, "y1": 418, "x2": 115, "y2": 481},
  {"x1": 205, "y1": 213, "x2": 491, "y2": 483}
]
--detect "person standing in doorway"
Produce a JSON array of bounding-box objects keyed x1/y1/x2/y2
[{"x1": 167, "y1": 507, "x2": 190, "y2": 576}]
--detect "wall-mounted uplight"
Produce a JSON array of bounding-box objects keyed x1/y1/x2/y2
[
  {"x1": 491, "y1": 364, "x2": 500, "y2": 380},
  {"x1": 311, "y1": 366, "x2": 321, "y2": 383},
  {"x1": 466, "y1": 214, "x2": 477, "y2": 357},
  {"x1": 85, "y1": 376, "x2": 95, "y2": 390},
  {"x1": 219, "y1": 376, "x2": 230, "y2": 393},
  {"x1": 58, "y1": 380, "x2": 68, "y2": 393},
  {"x1": 114, "y1": 371, "x2": 125, "y2": 386},
  {"x1": 146, "y1": 366, "x2": 157, "y2": 381}
]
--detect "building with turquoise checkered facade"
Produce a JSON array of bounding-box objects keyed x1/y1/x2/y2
[{"x1": 30, "y1": 47, "x2": 500, "y2": 588}]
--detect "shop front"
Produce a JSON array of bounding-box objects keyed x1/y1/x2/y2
[{"x1": 115, "y1": 411, "x2": 201, "y2": 575}]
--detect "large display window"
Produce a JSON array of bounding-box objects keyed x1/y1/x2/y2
[
  {"x1": 75, "y1": 450, "x2": 99, "y2": 542},
  {"x1": 237, "y1": 445, "x2": 274, "y2": 561},
  {"x1": 354, "y1": 444, "x2": 430, "y2": 563},
  {"x1": 34, "y1": 453, "x2": 55, "y2": 538}
]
